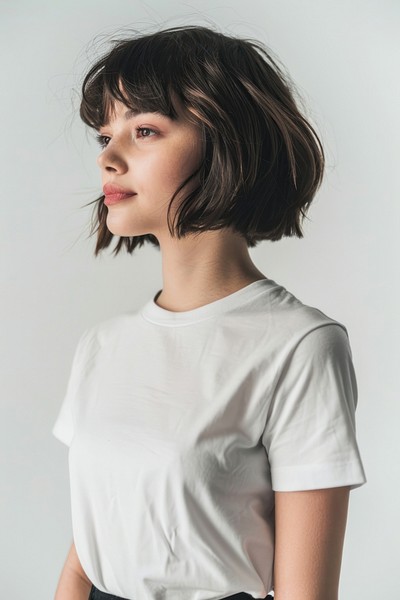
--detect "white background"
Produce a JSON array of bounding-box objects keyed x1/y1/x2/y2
[{"x1": 1, "y1": 1, "x2": 399, "y2": 598}]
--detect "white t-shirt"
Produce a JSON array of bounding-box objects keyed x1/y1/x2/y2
[{"x1": 52, "y1": 278, "x2": 367, "y2": 600}]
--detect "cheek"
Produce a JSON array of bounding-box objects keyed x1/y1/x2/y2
[
  {"x1": 158, "y1": 149, "x2": 202, "y2": 190},
  {"x1": 175, "y1": 141, "x2": 204, "y2": 182}
]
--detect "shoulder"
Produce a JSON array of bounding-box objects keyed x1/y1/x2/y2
[
  {"x1": 76, "y1": 312, "x2": 136, "y2": 353},
  {"x1": 264, "y1": 282, "x2": 350, "y2": 352}
]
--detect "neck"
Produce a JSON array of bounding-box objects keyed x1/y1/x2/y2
[{"x1": 154, "y1": 227, "x2": 267, "y2": 312}]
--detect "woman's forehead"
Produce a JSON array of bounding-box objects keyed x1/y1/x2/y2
[
  {"x1": 101, "y1": 89, "x2": 197, "y2": 127},
  {"x1": 101, "y1": 83, "x2": 172, "y2": 122},
  {"x1": 101, "y1": 98, "x2": 167, "y2": 125}
]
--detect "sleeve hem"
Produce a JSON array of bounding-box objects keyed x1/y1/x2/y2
[{"x1": 271, "y1": 460, "x2": 367, "y2": 491}]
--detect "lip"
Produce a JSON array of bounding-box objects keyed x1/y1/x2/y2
[
  {"x1": 104, "y1": 192, "x2": 136, "y2": 206},
  {"x1": 103, "y1": 183, "x2": 136, "y2": 206}
]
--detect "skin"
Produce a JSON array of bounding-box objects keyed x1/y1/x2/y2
[
  {"x1": 96, "y1": 99, "x2": 267, "y2": 311},
  {"x1": 274, "y1": 486, "x2": 351, "y2": 600},
  {"x1": 57, "y1": 99, "x2": 353, "y2": 600},
  {"x1": 54, "y1": 542, "x2": 92, "y2": 599}
]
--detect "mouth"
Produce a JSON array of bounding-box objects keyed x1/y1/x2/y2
[
  {"x1": 104, "y1": 192, "x2": 137, "y2": 206},
  {"x1": 102, "y1": 182, "x2": 137, "y2": 206}
]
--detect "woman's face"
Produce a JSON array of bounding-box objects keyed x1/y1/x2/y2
[{"x1": 95, "y1": 99, "x2": 204, "y2": 240}]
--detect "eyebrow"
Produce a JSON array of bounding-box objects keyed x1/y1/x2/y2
[
  {"x1": 124, "y1": 108, "x2": 170, "y2": 121},
  {"x1": 102, "y1": 108, "x2": 171, "y2": 127},
  {"x1": 123, "y1": 108, "x2": 143, "y2": 120}
]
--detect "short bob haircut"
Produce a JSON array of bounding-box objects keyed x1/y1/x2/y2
[{"x1": 79, "y1": 25, "x2": 325, "y2": 256}]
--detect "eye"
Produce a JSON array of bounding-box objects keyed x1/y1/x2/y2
[
  {"x1": 136, "y1": 127, "x2": 157, "y2": 138},
  {"x1": 94, "y1": 127, "x2": 157, "y2": 149},
  {"x1": 95, "y1": 134, "x2": 110, "y2": 149}
]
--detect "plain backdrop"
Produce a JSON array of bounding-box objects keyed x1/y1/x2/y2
[{"x1": 1, "y1": 1, "x2": 399, "y2": 598}]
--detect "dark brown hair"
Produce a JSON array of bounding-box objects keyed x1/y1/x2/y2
[{"x1": 79, "y1": 25, "x2": 325, "y2": 256}]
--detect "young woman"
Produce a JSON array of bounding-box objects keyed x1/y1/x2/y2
[{"x1": 52, "y1": 25, "x2": 367, "y2": 600}]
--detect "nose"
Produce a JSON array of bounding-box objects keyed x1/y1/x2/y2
[{"x1": 96, "y1": 144, "x2": 128, "y2": 174}]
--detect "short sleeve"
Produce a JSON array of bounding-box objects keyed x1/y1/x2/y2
[
  {"x1": 262, "y1": 323, "x2": 367, "y2": 491},
  {"x1": 51, "y1": 327, "x2": 95, "y2": 447}
]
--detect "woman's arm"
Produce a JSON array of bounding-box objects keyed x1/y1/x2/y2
[
  {"x1": 273, "y1": 485, "x2": 351, "y2": 600},
  {"x1": 54, "y1": 541, "x2": 92, "y2": 600}
]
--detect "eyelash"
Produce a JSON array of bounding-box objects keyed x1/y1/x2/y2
[{"x1": 95, "y1": 127, "x2": 157, "y2": 149}]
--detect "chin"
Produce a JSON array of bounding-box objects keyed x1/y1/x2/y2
[
  {"x1": 107, "y1": 228, "x2": 136, "y2": 237},
  {"x1": 105, "y1": 217, "x2": 134, "y2": 237},
  {"x1": 106, "y1": 214, "x2": 162, "y2": 238},
  {"x1": 106, "y1": 222, "x2": 153, "y2": 238}
]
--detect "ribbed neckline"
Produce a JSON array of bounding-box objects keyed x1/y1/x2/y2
[{"x1": 140, "y1": 278, "x2": 278, "y2": 326}]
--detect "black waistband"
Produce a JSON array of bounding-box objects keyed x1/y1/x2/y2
[{"x1": 89, "y1": 584, "x2": 274, "y2": 600}]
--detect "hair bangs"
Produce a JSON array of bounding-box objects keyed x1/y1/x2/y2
[{"x1": 80, "y1": 38, "x2": 183, "y2": 130}]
